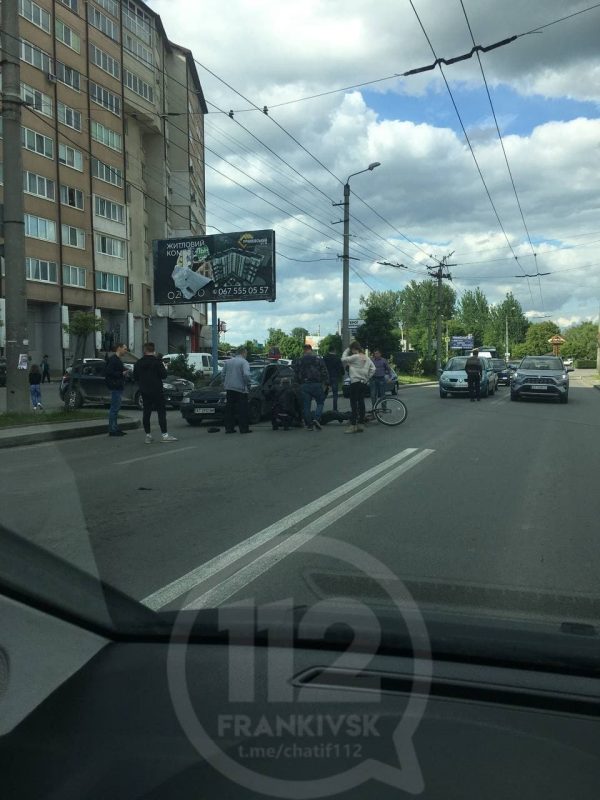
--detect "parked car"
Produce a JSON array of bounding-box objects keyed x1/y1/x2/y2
[
  {"x1": 510, "y1": 356, "x2": 571, "y2": 403},
  {"x1": 180, "y1": 362, "x2": 299, "y2": 426},
  {"x1": 0, "y1": 357, "x2": 6, "y2": 387},
  {"x1": 490, "y1": 358, "x2": 512, "y2": 386},
  {"x1": 439, "y1": 356, "x2": 498, "y2": 398},
  {"x1": 562, "y1": 357, "x2": 574, "y2": 367},
  {"x1": 59, "y1": 359, "x2": 192, "y2": 409},
  {"x1": 162, "y1": 352, "x2": 217, "y2": 376},
  {"x1": 342, "y1": 368, "x2": 399, "y2": 399}
]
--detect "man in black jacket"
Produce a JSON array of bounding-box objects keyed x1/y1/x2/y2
[
  {"x1": 133, "y1": 342, "x2": 177, "y2": 443},
  {"x1": 465, "y1": 349, "x2": 483, "y2": 402},
  {"x1": 105, "y1": 343, "x2": 127, "y2": 436},
  {"x1": 323, "y1": 348, "x2": 343, "y2": 411},
  {"x1": 294, "y1": 344, "x2": 329, "y2": 430}
]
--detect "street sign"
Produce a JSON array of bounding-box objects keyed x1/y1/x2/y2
[
  {"x1": 450, "y1": 335, "x2": 474, "y2": 349},
  {"x1": 348, "y1": 319, "x2": 364, "y2": 336},
  {"x1": 153, "y1": 230, "x2": 276, "y2": 305}
]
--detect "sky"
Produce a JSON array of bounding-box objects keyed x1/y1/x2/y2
[{"x1": 147, "y1": 0, "x2": 600, "y2": 345}]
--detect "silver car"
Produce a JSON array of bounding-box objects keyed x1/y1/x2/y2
[{"x1": 510, "y1": 356, "x2": 571, "y2": 404}]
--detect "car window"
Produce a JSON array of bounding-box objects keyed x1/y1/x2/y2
[
  {"x1": 520, "y1": 358, "x2": 563, "y2": 370},
  {"x1": 445, "y1": 357, "x2": 468, "y2": 370}
]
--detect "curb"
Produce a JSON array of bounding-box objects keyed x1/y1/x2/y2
[
  {"x1": 398, "y1": 381, "x2": 438, "y2": 389},
  {"x1": 0, "y1": 417, "x2": 141, "y2": 449}
]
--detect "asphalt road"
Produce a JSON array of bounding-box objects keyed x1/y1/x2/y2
[{"x1": 2, "y1": 381, "x2": 600, "y2": 624}]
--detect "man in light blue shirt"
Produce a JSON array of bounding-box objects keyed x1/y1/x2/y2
[{"x1": 222, "y1": 347, "x2": 252, "y2": 433}]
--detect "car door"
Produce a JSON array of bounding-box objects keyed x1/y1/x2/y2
[{"x1": 81, "y1": 363, "x2": 107, "y2": 402}]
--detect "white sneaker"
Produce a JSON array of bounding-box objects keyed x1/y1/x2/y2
[
  {"x1": 145, "y1": 434, "x2": 153, "y2": 444},
  {"x1": 161, "y1": 433, "x2": 177, "y2": 442}
]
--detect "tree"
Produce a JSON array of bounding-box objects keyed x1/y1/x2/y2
[
  {"x1": 519, "y1": 321, "x2": 560, "y2": 356},
  {"x1": 562, "y1": 321, "x2": 598, "y2": 361},
  {"x1": 265, "y1": 328, "x2": 304, "y2": 359},
  {"x1": 485, "y1": 292, "x2": 529, "y2": 354},
  {"x1": 62, "y1": 311, "x2": 104, "y2": 410},
  {"x1": 290, "y1": 327, "x2": 309, "y2": 343},
  {"x1": 457, "y1": 288, "x2": 489, "y2": 347},
  {"x1": 398, "y1": 279, "x2": 455, "y2": 357},
  {"x1": 355, "y1": 306, "x2": 400, "y2": 357},
  {"x1": 319, "y1": 333, "x2": 343, "y2": 355},
  {"x1": 359, "y1": 290, "x2": 403, "y2": 323}
]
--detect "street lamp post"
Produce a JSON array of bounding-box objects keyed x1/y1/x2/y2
[{"x1": 341, "y1": 162, "x2": 381, "y2": 349}]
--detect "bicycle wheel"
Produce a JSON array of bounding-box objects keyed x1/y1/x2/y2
[{"x1": 374, "y1": 396, "x2": 407, "y2": 426}]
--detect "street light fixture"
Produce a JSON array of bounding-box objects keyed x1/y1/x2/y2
[{"x1": 341, "y1": 162, "x2": 381, "y2": 348}]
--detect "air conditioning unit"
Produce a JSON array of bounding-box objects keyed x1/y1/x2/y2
[{"x1": 47, "y1": 72, "x2": 56, "y2": 83}]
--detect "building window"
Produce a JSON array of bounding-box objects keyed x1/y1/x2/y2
[
  {"x1": 55, "y1": 19, "x2": 81, "y2": 52},
  {"x1": 57, "y1": 102, "x2": 82, "y2": 131},
  {"x1": 20, "y1": 82, "x2": 52, "y2": 117},
  {"x1": 19, "y1": 0, "x2": 51, "y2": 33},
  {"x1": 92, "y1": 157, "x2": 123, "y2": 187},
  {"x1": 57, "y1": 0, "x2": 78, "y2": 11},
  {"x1": 63, "y1": 264, "x2": 86, "y2": 287},
  {"x1": 55, "y1": 61, "x2": 81, "y2": 91},
  {"x1": 96, "y1": 271, "x2": 126, "y2": 293},
  {"x1": 124, "y1": 33, "x2": 153, "y2": 67},
  {"x1": 89, "y1": 5, "x2": 119, "y2": 41},
  {"x1": 128, "y1": 283, "x2": 134, "y2": 302},
  {"x1": 123, "y1": 0, "x2": 152, "y2": 45},
  {"x1": 23, "y1": 170, "x2": 55, "y2": 201},
  {"x1": 89, "y1": 43, "x2": 120, "y2": 79},
  {"x1": 94, "y1": 0, "x2": 118, "y2": 16},
  {"x1": 22, "y1": 126, "x2": 54, "y2": 158},
  {"x1": 26, "y1": 257, "x2": 58, "y2": 283},
  {"x1": 89, "y1": 81, "x2": 121, "y2": 116},
  {"x1": 60, "y1": 184, "x2": 84, "y2": 210},
  {"x1": 19, "y1": 39, "x2": 52, "y2": 73},
  {"x1": 25, "y1": 214, "x2": 57, "y2": 242},
  {"x1": 124, "y1": 69, "x2": 153, "y2": 102},
  {"x1": 95, "y1": 195, "x2": 124, "y2": 223},
  {"x1": 58, "y1": 143, "x2": 83, "y2": 171},
  {"x1": 91, "y1": 120, "x2": 122, "y2": 152},
  {"x1": 62, "y1": 224, "x2": 86, "y2": 249},
  {"x1": 96, "y1": 234, "x2": 125, "y2": 258}
]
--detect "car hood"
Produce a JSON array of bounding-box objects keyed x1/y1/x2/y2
[
  {"x1": 441, "y1": 370, "x2": 468, "y2": 379},
  {"x1": 189, "y1": 387, "x2": 226, "y2": 400}
]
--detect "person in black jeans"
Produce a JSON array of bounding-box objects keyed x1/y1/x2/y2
[
  {"x1": 294, "y1": 344, "x2": 329, "y2": 430},
  {"x1": 105, "y1": 343, "x2": 127, "y2": 436},
  {"x1": 465, "y1": 350, "x2": 482, "y2": 402},
  {"x1": 133, "y1": 342, "x2": 177, "y2": 443},
  {"x1": 323, "y1": 349, "x2": 344, "y2": 411},
  {"x1": 222, "y1": 346, "x2": 252, "y2": 433}
]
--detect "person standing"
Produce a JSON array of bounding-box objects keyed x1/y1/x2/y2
[
  {"x1": 294, "y1": 344, "x2": 329, "y2": 430},
  {"x1": 40, "y1": 355, "x2": 51, "y2": 383},
  {"x1": 133, "y1": 342, "x2": 177, "y2": 443},
  {"x1": 223, "y1": 346, "x2": 252, "y2": 433},
  {"x1": 105, "y1": 343, "x2": 128, "y2": 436},
  {"x1": 341, "y1": 342, "x2": 375, "y2": 433},
  {"x1": 29, "y1": 364, "x2": 43, "y2": 410},
  {"x1": 369, "y1": 349, "x2": 392, "y2": 409},
  {"x1": 323, "y1": 348, "x2": 344, "y2": 411},
  {"x1": 465, "y1": 349, "x2": 483, "y2": 402}
]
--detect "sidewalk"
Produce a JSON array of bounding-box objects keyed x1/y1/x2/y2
[
  {"x1": 568, "y1": 368, "x2": 600, "y2": 390},
  {"x1": 0, "y1": 416, "x2": 141, "y2": 449}
]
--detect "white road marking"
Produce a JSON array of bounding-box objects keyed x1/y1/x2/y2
[
  {"x1": 142, "y1": 447, "x2": 420, "y2": 610},
  {"x1": 183, "y1": 449, "x2": 435, "y2": 609},
  {"x1": 116, "y1": 445, "x2": 196, "y2": 466}
]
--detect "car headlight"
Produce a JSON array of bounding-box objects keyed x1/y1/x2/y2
[
  {"x1": 180, "y1": 396, "x2": 192, "y2": 405},
  {"x1": 163, "y1": 382, "x2": 175, "y2": 390}
]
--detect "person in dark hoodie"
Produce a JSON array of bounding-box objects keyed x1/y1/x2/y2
[
  {"x1": 133, "y1": 342, "x2": 177, "y2": 443},
  {"x1": 105, "y1": 342, "x2": 128, "y2": 436},
  {"x1": 267, "y1": 377, "x2": 301, "y2": 430}
]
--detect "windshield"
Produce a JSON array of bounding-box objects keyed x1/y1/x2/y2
[
  {"x1": 444, "y1": 357, "x2": 468, "y2": 371},
  {"x1": 520, "y1": 358, "x2": 564, "y2": 371},
  {"x1": 491, "y1": 359, "x2": 506, "y2": 369}
]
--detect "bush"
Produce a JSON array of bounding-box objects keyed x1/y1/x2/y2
[{"x1": 574, "y1": 359, "x2": 596, "y2": 369}]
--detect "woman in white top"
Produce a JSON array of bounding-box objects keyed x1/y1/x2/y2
[{"x1": 341, "y1": 342, "x2": 375, "y2": 433}]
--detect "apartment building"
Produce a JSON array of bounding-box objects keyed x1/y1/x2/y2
[{"x1": 0, "y1": 0, "x2": 208, "y2": 369}]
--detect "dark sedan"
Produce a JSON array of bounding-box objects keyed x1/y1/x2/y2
[
  {"x1": 491, "y1": 358, "x2": 512, "y2": 386},
  {"x1": 60, "y1": 359, "x2": 193, "y2": 409},
  {"x1": 180, "y1": 362, "x2": 298, "y2": 426}
]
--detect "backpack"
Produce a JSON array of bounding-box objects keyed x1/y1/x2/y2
[{"x1": 299, "y1": 355, "x2": 324, "y2": 383}]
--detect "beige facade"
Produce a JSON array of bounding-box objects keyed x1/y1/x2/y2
[{"x1": 0, "y1": 0, "x2": 207, "y2": 369}]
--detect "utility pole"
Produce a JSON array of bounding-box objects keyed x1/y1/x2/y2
[
  {"x1": 428, "y1": 253, "x2": 455, "y2": 373},
  {"x1": 505, "y1": 316, "x2": 510, "y2": 361},
  {"x1": 1, "y1": 0, "x2": 29, "y2": 412}
]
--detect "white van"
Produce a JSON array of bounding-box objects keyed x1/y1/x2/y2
[{"x1": 162, "y1": 352, "x2": 216, "y2": 376}]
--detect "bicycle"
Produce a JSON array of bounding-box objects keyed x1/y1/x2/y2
[{"x1": 367, "y1": 394, "x2": 408, "y2": 426}]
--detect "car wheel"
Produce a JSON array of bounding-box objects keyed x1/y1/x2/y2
[
  {"x1": 248, "y1": 400, "x2": 261, "y2": 425},
  {"x1": 510, "y1": 392, "x2": 518, "y2": 401},
  {"x1": 64, "y1": 389, "x2": 83, "y2": 409},
  {"x1": 439, "y1": 389, "x2": 448, "y2": 398},
  {"x1": 560, "y1": 393, "x2": 569, "y2": 404},
  {"x1": 481, "y1": 384, "x2": 489, "y2": 398}
]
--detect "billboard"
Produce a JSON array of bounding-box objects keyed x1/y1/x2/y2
[
  {"x1": 153, "y1": 230, "x2": 275, "y2": 305},
  {"x1": 450, "y1": 335, "x2": 474, "y2": 349}
]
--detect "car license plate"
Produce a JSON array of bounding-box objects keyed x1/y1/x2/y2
[
  {"x1": 531, "y1": 385, "x2": 547, "y2": 391},
  {"x1": 194, "y1": 408, "x2": 215, "y2": 414}
]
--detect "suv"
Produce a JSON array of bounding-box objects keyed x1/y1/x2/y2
[
  {"x1": 510, "y1": 356, "x2": 571, "y2": 404},
  {"x1": 180, "y1": 362, "x2": 299, "y2": 426},
  {"x1": 60, "y1": 359, "x2": 193, "y2": 409}
]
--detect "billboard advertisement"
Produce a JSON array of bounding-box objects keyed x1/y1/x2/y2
[
  {"x1": 153, "y1": 230, "x2": 275, "y2": 305},
  {"x1": 450, "y1": 335, "x2": 474, "y2": 349}
]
